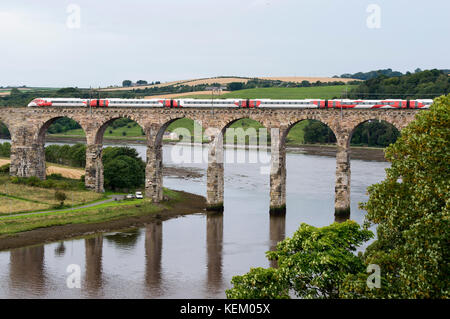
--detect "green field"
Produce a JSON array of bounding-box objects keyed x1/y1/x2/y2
[{"x1": 176, "y1": 85, "x2": 354, "y2": 100}]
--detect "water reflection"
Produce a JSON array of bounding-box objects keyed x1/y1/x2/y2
[
  {"x1": 84, "y1": 236, "x2": 103, "y2": 296},
  {"x1": 206, "y1": 212, "x2": 223, "y2": 293},
  {"x1": 9, "y1": 246, "x2": 46, "y2": 296},
  {"x1": 105, "y1": 228, "x2": 140, "y2": 249},
  {"x1": 269, "y1": 213, "x2": 286, "y2": 268},
  {"x1": 54, "y1": 242, "x2": 66, "y2": 257},
  {"x1": 145, "y1": 222, "x2": 163, "y2": 296}
]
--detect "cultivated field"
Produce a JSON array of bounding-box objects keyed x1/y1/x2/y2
[
  {"x1": 145, "y1": 90, "x2": 230, "y2": 99},
  {"x1": 0, "y1": 159, "x2": 84, "y2": 179}
]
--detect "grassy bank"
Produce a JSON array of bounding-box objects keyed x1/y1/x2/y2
[
  {"x1": 0, "y1": 173, "x2": 104, "y2": 215},
  {"x1": 0, "y1": 187, "x2": 206, "y2": 251},
  {"x1": 0, "y1": 188, "x2": 177, "y2": 236}
]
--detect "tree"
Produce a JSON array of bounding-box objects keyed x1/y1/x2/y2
[
  {"x1": 228, "y1": 82, "x2": 244, "y2": 91},
  {"x1": 55, "y1": 191, "x2": 67, "y2": 207},
  {"x1": 103, "y1": 155, "x2": 145, "y2": 191},
  {"x1": 102, "y1": 147, "x2": 145, "y2": 191},
  {"x1": 136, "y1": 80, "x2": 148, "y2": 86},
  {"x1": 226, "y1": 221, "x2": 373, "y2": 299},
  {"x1": 341, "y1": 94, "x2": 450, "y2": 298},
  {"x1": 122, "y1": 80, "x2": 132, "y2": 87},
  {"x1": 303, "y1": 121, "x2": 336, "y2": 144}
]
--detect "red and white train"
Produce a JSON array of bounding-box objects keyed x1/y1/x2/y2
[{"x1": 27, "y1": 98, "x2": 433, "y2": 109}]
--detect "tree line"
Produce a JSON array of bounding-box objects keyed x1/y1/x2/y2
[
  {"x1": 300, "y1": 120, "x2": 399, "y2": 147},
  {"x1": 349, "y1": 69, "x2": 449, "y2": 99}
]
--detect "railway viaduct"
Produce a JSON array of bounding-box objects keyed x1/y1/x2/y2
[{"x1": 0, "y1": 107, "x2": 419, "y2": 216}]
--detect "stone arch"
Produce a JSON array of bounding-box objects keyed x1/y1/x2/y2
[
  {"x1": 33, "y1": 116, "x2": 88, "y2": 180},
  {"x1": 219, "y1": 115, "x2": 268, "y2": 136},
  {"x1": 94, "y1": 114, "x2": 146, "y2": 145},
  {"x1": 154, "y1": 116, "x2": 206, "y2": 146},
  {"x1": 349, "y1": 114, "x2": 404, "y2": 138},
  {"x1": 36, "y1": 115, "x2": 88, "y2": 145},
  {"x1": 283, "y1": 117, "x2": 337, "y2": 146}
]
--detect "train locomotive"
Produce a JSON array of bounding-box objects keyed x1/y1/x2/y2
[{"x1": 27, "y1": 98, "x2": 433, "y2": 109}]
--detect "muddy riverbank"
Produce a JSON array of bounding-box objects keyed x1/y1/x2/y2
[{"x1": 0, "y1": 190, "x2": 206, "y2": 251}]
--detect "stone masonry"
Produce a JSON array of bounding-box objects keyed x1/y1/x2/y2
[{"x1": 0, "y1": 107, "x2": 419, "y2": 216}]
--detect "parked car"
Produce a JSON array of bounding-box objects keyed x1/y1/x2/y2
[
  {"x1": 135, "y1": 191, "x2": 143, "y2": 199},
  {"x1": 126, "y1": 194, "x2": 135, "y2": 199}
]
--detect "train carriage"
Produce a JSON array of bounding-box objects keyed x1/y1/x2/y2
[
  {"x1": 327, "y1": 99, "x2": 408, "y2": 109},
  {"x1": 27, "y1": 97, "x2": 433, "y2": 109}
]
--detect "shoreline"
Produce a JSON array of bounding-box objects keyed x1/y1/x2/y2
[{"x1": 0, "y1": 190, "x2": 207, "y2": 251}]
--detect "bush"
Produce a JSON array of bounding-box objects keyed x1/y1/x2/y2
[
  {"x1": 41, "y1": 180, "x2": 56, "y2": 189},
  {"x1": 26, "y1": 176, "x2": 41, "y2": 187},
  {"x1": 10, "y1": 176, "x2": 19, "y2": 184},
  {"x1": 0, "y1": 163, "x2": 10, "y2": 173},
  {"x1": 0, "y1": 142, "x2": 11, "y2": 157},
  {"x1": 55, "y1": 190, "x2": 67, "y2": 207},
  {"x1": 48, "y1": 173, "x2": 64, "y2": 180}
]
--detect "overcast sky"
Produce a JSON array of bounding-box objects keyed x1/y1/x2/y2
[{"x1": 1, "y1": 0, "x2": 449, "y2": 87}]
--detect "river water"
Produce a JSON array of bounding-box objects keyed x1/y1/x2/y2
[{"x1": 0, "y1": 140, "x2": 389, "y2": 298}]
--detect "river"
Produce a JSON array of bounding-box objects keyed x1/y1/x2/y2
[{"x1": 0, "y1": 139, "x2": 389, "y2": 298}]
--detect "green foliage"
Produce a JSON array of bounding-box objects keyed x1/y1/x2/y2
[
  {"x1": 303, "y1": 121, "x2": 336, "y2": 144},
  {"x1": 0, "y1": 142, "x2": 11, "y2": 157},
  {"x1": 45, "y1": 143, "x2": 86, "y2": 167},
  {"x1": 9, "y1": 174, "x2": 85, "y2": 190},
  {"x1": 226, "y1": 221, "x2": 373, "y2": 299},
  {"x1": 0, "y1": 122, "x2": 10, "y2": 139},
  {"x1": 0, "y1": 163, "x2": 10, "y2": 173},
  {"x1": 122, "y1": 80, "x2": 132, "y2": 87},
  {"x1": 102, "y1": 147, "x2": 145, "y2": 191},
  {"x1": 55, "y1": 190, "x2": 67, "y2": 207},
  {"x1": 350, "y1": 69, "x2": 449, "y2": 99},
  {"x1": 340, "y1": 68, "x2": 404, "y2": 81},
  {"x1": 342, "y1": 94, "x2": 450, "y2": 298},
  {"x1": 228, "y1": 82, "x2": 244, "y2": 91},
  {"x1": 351, "y1": 121, "x2": 400, "y2": 147},
  {"x1": 47, "y1": 117, "x2": 81, "y2": 134}
]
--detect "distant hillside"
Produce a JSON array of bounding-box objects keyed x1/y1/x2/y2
[
  {"x1": 101, "y1": 76, "x2": 359, "y2": 92},
  {"x1": 339, "y1": 68, "x2": 450, "y2": 81}
]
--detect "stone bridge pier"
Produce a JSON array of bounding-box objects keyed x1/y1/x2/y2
[
  {"x1": 206, "y1": 130, "x2": 225, "y2": 211},
  {"x1": 85, "y1": 144, "x2": 104, "y2": 193}
]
